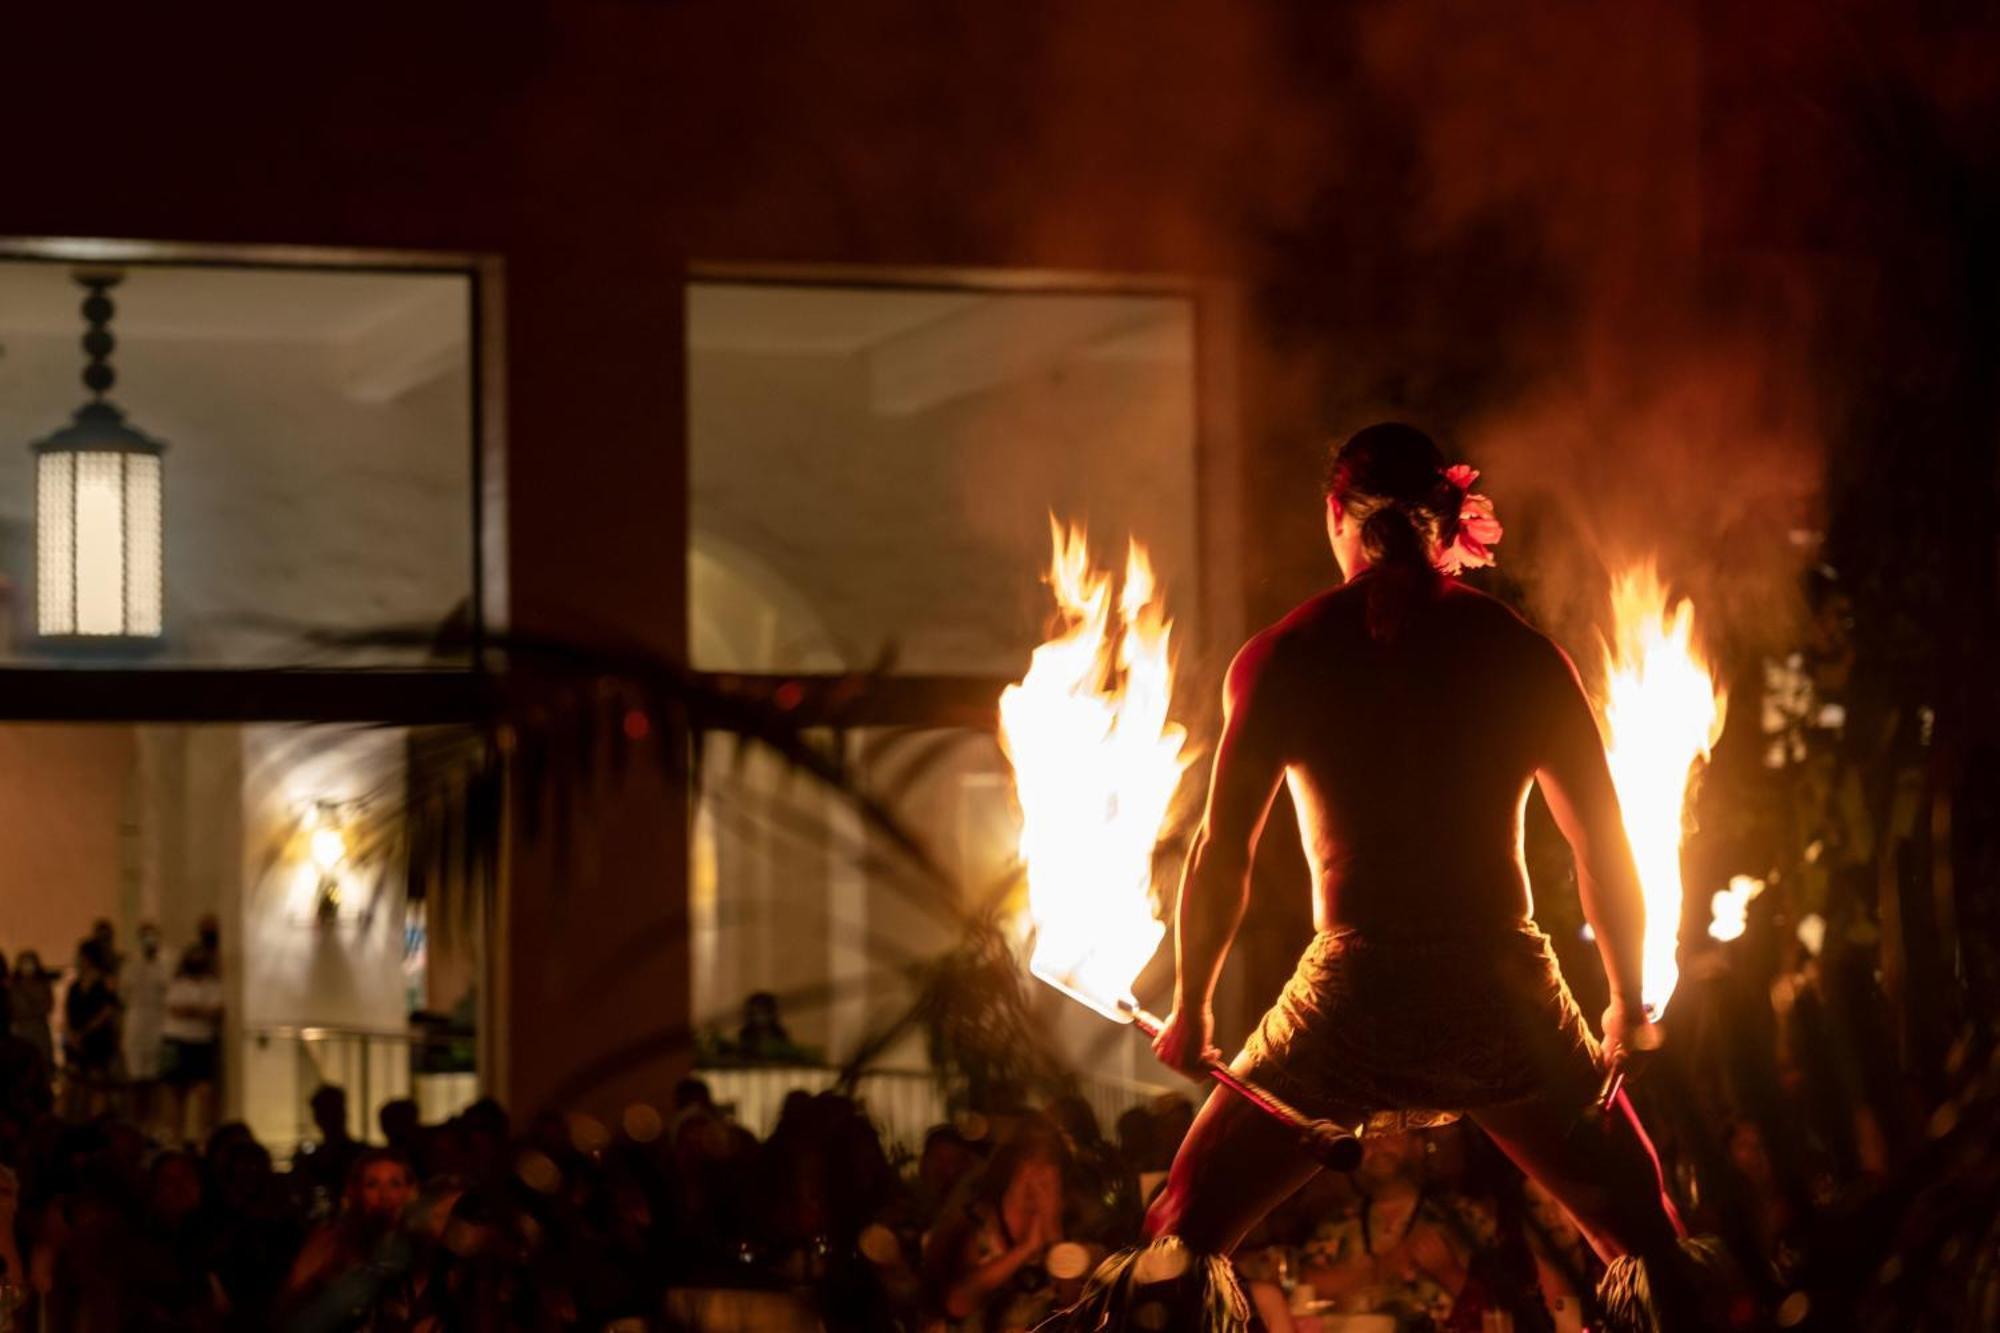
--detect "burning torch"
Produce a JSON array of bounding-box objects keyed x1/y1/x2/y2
[
  {"x1": 1592, "y1": 564, "x2": 1728, "y2": 1112},
  {"x1": 1040, "y1": 971, "x2": 1364, "y2": 1172},
  {"x1": 1000, "y1": 525, "x2": 1361, "y2": 1173}
]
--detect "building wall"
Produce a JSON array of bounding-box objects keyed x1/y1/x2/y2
[
  {"x1": 0, "y1": 725, "x2": 132, "y2": 964},
  {"x1": 0, "y1": 5, "x2": 1275, "y2": 1115}
]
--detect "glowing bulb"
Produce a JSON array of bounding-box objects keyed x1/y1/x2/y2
[{"x1": 310, "y1": 824, "x2": 348, "y2": 872}]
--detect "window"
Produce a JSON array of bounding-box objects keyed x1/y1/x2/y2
[
  {"x1": 689, "y1": 281, "x2": 1200, "y2": 674},
  {"x1": 686, "y1": 273, "x2": 1220, "y2": 1093},
  {"x1": 0, "y1": 249, "x2": 492, "y2": 667}
]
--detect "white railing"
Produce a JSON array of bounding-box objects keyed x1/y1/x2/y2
[
  {"x1": 243, "y1": 1024, "x2": 477, "y2": 1159},
  {"x1": 697, "y1": 1062, "x2": 1170, "y2": 1155}
]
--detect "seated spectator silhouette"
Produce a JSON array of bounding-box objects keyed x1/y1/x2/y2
[{"x1": 292, "y1": 1085, "x2": 363, "y2": 1216}]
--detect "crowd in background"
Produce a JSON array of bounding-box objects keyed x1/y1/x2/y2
[
  {"x1": 0, "y1": 1026, "x2": 1601, "y2": 1333},
  {"x1": 0, "y1": 975, "x2": 1982, "y2": 1333},
  {"x1": 3, "y1": 919, "x2": 225, "y2": 1145},
  {"x1": 0, "y1": 911, "x2": 1984, "y2": 1330}
]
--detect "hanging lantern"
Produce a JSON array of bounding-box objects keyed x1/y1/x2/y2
[{"x1": 33, "y1": 269, "x2": 165, "y2": 646}]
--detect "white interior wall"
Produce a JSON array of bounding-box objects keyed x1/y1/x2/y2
[
  {"x1": 236, "y1": 724, "x2": 412, "y2": 1149},
  {"x1": 689, "y1": 289, "x2": 1199, "y2": 676}
]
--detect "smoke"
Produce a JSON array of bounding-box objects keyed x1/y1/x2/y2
[
  {"x1": 1331, "y1": 0, "x2": 1824, "y2": 666},
  {"x1": 708, "y1": 2, "x2": 1894, "y2": 669},
  {"x1": 983, "y1": 2, "x2": 1832, "y2": 665}
]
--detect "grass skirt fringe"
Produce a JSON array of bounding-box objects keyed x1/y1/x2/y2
[
  {"x1": 1032, "y1": 1237, "x2": 1250, "y2": 1333},
  {"x1": 1595, "y1": 1235, "x2": 1750, "y2": 1332}
]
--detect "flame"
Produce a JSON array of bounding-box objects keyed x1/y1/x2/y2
[
  {"x1": 998, "y1": 521, "x2": 1190, "y2": 1022},
  {"x1": 1599, "y1": 564, "x2": 1727, "y2": 1018}
]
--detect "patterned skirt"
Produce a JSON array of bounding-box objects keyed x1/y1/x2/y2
[{"x1": 1234, "y1": 922, "x2": 1602, "y2": 1135}]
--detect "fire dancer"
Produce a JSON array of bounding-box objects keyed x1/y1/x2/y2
[{"x1": 1046, "y1": 423, "x2": 1717, "y2": 1331}]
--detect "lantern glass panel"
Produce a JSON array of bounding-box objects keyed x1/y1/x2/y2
[
  {"x1": 35, "y1": 453, "x2": 74, "y2": 634},
  {"x1": 73, "y1": 452, "x2": 126, "y2": 635},
  {"x1": 124, "y1": 453, "x2": 163, "y2": 635}
]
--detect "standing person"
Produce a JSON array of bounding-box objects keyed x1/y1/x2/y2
[
  {"x1": 7, "y1": 954, "x2": 53, "y2": 1070},
  {"x1": 161, "y1": 945, "x2": 224, "y2": 1145},
  {"x1": 61, "y1": 944, "x2": 122, "y2": 1118},
  {"x1": 124, "y1": 923, "x2": 170, "y2": 1127},
  {"x1": 1044, "y1": 425, "x2": 1718, "y2": 1333},
  {"x1": 83, "y1": 920, "x2": 122, "y2": 986},
  {"x1": 195, "y1": 913, "x2": 222, "y2": 967}
]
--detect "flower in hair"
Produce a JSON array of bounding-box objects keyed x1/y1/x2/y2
[{"x1": 1438, "y1": 463, "x2": 1503, "y2": 575}]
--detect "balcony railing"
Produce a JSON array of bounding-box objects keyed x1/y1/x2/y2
[
  {"x1": 243, "y1": 1023, "x2": 477, "y2": 1158},
  {"x1": 695, "y1": 1061, "x2": 1172, "y2": 1156}
]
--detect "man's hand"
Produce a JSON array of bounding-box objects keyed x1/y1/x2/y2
[
  {"x1": 1151, "y1": 1005, "x2": 1222, "y2": 1080},
  {"x1": 1601, "y1": 998, "x2": 1663, "y2": 1076}
]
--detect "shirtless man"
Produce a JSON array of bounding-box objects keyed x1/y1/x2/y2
[{"x1": 1140, "y1": 424, "x2": 1696, "y2": 1322}]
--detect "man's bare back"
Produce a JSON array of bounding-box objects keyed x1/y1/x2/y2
[{"x1": 1237, "y1": 571, "x2": 1585, "y2": 939}]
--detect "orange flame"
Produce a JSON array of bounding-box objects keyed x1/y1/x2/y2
[
  {"x1": 998, "y1": 521, "x2": 1190, "y2": 1022},
  {"x1": 1598, "y1": 564, "x2": 1727, "y2": 1018}
]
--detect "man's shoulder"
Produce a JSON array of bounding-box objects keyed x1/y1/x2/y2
[
  {"x1": 1441, "y1": 584, "x2": 1578, "y2": 682},
  {"x1": 1236, "y1": 593, "x2": 1338, "y2": 666},
  {"x1": 1222, "y1": 590, "x2": 1350, "y2": 700},
  {"x1": 1265, "y1": 585, "x2": 1358, "y2": 642},
  {"x1": 1435, "y1": 579, "x2": 1548, "y2": 636}
]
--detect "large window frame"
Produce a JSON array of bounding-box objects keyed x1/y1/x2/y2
[
  {"x1": 682, "y1": 263, "x2": 1245, "y2": 1072},
  {"x1": 0, "y1": 236, "x2": 507, "y2": 723},
  {"x1": 682, "y1": 261, "x2": 1244, "y2": 733}
]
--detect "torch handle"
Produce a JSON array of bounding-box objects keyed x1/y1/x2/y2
[
  {"x1": 1122, "y1": 1003, "x2": 1364, "y2": 1173},
  {"x1": 1596, "y1": 1067, "x2": 1625, "y2": 1113}
]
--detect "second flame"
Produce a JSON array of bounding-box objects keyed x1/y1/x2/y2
[{"x1": 1599, "y1": 563, "x2": 1728, "y2": 1018}]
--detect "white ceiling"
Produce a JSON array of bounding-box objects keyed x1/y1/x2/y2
[
  {"x1": 688, "y1": 283, "x2": 988, "y2": 355},
  {"x1": 0, "y1": 261, "x2": 470, "y2": 344},
  {"x1": 688, "y1": 281, "x2": 1193, "y2": 417}
]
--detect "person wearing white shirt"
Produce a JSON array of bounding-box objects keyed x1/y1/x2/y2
[{"x1": 162, "y1": 945, "x2": 224, "y2": 1145}]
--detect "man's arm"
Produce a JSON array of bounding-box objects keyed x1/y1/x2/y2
[
  {"x1": 1153, "y1": 631, "x2": 1290, "y2": 1075},
  {"x1": 1531, "y1": 639, "x2": 1652, "y2": 1066}
]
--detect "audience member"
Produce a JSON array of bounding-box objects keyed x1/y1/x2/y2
[
  {"x1": 281, "y1": 1149, "x2": 421, "y2": 1323},
  {"x1": 923, "y1": 1112, "x2": 1070, "y2": 1329},
  {"x1": 7, "y1": 954, "x2": 54, "y2": 1069},
  {"x1": 735, "y1": 991, "x2": 815, "y2": 1063},
  {"x1": 379, "y1": 1096, "x2": 423, "y2": 1168},
  {"x1": 81, "y1": 921, "x2": 122, "y2": 988},
  {"x1": 161, "y1": 946, "x2": 224, "y2": 1145},
  {"x1": 292, "y1": 1085, "x2": 363, "y2": 1216},
  {"x1": 60, "y1": 946, "x2": 121, "y2": 1118}
]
